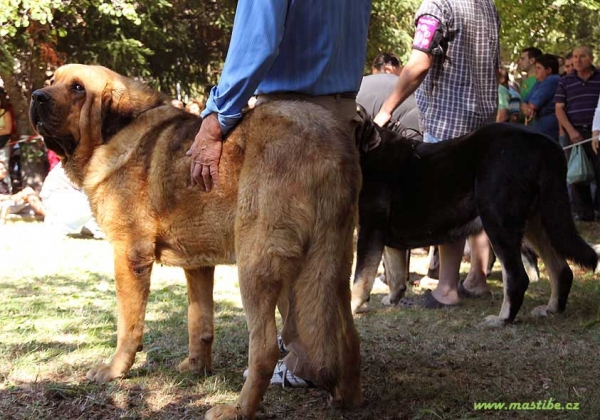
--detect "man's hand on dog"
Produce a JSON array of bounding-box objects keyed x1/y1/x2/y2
[
  {"x1": 373, "y1": 110, "x2": 392, "y2": 127},
  {"x1": 188, "y1": 113, "x2": 223, "y2": 192}
]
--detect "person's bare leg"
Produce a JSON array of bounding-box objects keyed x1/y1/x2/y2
[
  {"x1": 25, "y1": 194, "x2": 46, "y2": 217},
  {"x1": 462, "y1": 231, "x2": 491, "y2": 295},
  {"x1": 430, "y1": 240, "x2": 463, "y2": 305}
]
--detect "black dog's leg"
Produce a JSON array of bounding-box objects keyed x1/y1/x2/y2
[
  {"x1": 521, "y1": 244, "x2": 540, "y2": 282},
  {"x1": 351, "y1": 184, "x2": 389, "y2": 314},
  {"x1": 481, "y1": 215, "x2": 529, "y2": 325},
  {"x1": 525, "y1": 220, "x2": 573, "y2": 317},
  {"x1": 351, "y1": 222, "x2": 386, "y2": 314},
  {"x1": 381, "y1": 246, "x2": 409, "y2": 306}
]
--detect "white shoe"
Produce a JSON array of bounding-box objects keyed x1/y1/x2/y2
[
  {"x1": 417, "y1": 275, "x2": 439, "y2": 289},
  {"x1": 243, "y1": 360, "x2": 313, "y2": 388}
]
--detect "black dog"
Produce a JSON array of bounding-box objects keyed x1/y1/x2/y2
[{"x1": 352, "y1": 115, "x2": 597, "y2": 325}]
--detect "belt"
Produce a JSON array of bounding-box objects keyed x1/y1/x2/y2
[
  {"x1": 574, "y1": 124, "x2": 592, "y2": 130},
  {"x1": 337, "y1": 92, "x2": 357, "y2": 99}
]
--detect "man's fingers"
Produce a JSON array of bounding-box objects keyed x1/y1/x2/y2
[
  {"x1": 191, "y1": 162, "x2": 206, "y2": 190},
  {"x1": 201, "y1": 165, "x2": 212, "y2": 192},
  {"x1": 209, "y1": 164, "x2": 220, "y2": 189}
]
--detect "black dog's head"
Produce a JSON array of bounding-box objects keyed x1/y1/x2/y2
[
  {"x1": 354, "y1": 105, "x2": 421, "y2": 176},
  {"x1": 354, "y1": 105, "x2": 382, "y2": 154}
]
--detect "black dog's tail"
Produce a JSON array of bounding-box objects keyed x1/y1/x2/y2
[{"x1": 539, "y1": 148, "x2": 598, "y2": 270}]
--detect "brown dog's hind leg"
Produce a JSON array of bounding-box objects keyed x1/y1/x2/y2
[
  {"x1": 178, "y1": 267, "x2": 215, "y2": 375},
  {"x1": 205, "y1": 238, "x2": 285, "y2": 419},
  {"x1": 87, "y1": 243, "x2": 153, "y2": 383}
]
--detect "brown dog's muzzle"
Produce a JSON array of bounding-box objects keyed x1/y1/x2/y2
[
  {"x1": 29, "y1": 88, "x2": 76, "y2": 159},
  {"x1": 29, "y1": 89, "x2": 51, "y2": 135}
]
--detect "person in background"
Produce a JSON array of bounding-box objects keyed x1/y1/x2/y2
[
  {"x1": 522, "y1": 54, "x2": 561, "y2": 141},
  {"x1": 591, "y1": 92, "x2": 600, "y2": 154},
  {"x1": 555, "y1": 45, "x2": 600, "y2": 222},
  {"x1": 185, "y1": 98, "x2": 205, "y2": 116},
  {"x1": 374, "y1": 0, "x2": 500, "y2": 307},
  {"x1": 518, "y1": 47, "x2": 543, "y2": 101},
  {"x1": 40, "y1": 162, "x2": 103, "y2": 238},
  {"x1": 563, "y1": 52, "x2": 574, "y2": 76},
  {"x1": 358, "y1": 53, "x2": 422, "y2": 141},
  {"x1": 497, "y1": 68, "x2": 521, "y2": 123},
  {"x1": 0, "y1": 160, "x2": 45, "y2": 222},
  {"x1": 558, "y1": 51, "x2": 575, "y2": 147},
  {"x1": 0, "y1": 87, "x2": 16, "y2": 167},
  {"x1": 171, "y1": 99, "x2": 184, "y2": 109},
  {"x1": 371, "y1": 52, "x2": 403, "y2": 76},
  {"x1": 186, "y1": 1, "x2": 372, "y2": 413}
]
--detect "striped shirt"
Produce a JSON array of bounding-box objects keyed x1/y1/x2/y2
[
  {"x1": 413, "y1": 0, "x2": 500, "y2": 141},
  {"x1": 554, "y1": 68, "x2": 600, "y2": 127},
  {"x1": 201, "y1": 0, "x2": 372, "y2": 135}
]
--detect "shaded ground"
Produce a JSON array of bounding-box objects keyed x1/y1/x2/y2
[{"x1": 1, "y1": 221, "x2": 599, "y2": 419}]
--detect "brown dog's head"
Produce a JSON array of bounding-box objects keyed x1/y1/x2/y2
[{"x1": 29, "y1": 64, "x2": 167, "y2": 183}]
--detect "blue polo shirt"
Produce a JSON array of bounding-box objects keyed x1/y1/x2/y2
[
  {"x1": 524, "y1": 74, "x2": 560, "y2": 140},
  {"x1": 554, "y1": 68, "x2": 600, "y2": 127}
]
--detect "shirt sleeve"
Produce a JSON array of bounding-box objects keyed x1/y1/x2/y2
[
  {"x1": 413, "y1": 0, "x2": 447, "y2": 56},
  {"x1": 527, "y1": 77, "x2": 558, "y2": 109},
  {"x1": 201, "y1": 0, "x2": 288, "y2": 135},
  {"x1": 554, "y1": 78, "x2": 566, "y2": 105},
  {"x1": 593, "y1": 96, "x2": 600, "y2": 132},
  {"x1": 498, "y1": 86, "x2": 509, "y2": 110}
]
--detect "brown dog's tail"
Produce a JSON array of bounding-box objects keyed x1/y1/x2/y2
[{"x1": 539, "y1": 146, "x2": 598, "y2": 270}]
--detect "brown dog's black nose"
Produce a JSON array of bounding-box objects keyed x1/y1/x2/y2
[{"x1": 31, "y1": 90, "x2": 50, "y2": 104}]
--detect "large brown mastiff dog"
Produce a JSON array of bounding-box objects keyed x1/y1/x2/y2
[{"x1": 30, "y1": 64, "x2": 362, "y2": 419}]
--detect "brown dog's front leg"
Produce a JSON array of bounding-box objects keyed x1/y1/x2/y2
[
  {"x1": 87, "y1": 245, "x2": 153, "y2": 383},
  {"x1": 178, "y1": 267, "x2": 215, "y2": 375}
]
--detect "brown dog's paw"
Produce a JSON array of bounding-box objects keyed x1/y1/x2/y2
[
  {"x1": 86, "y1": 362, "x2": 125, "y2": 383},
  {"x1": 205, "y1": 404, "x2": 242, "y2": 420},
  {"x1": 178, "y1": 357, "x2": 212, "y2": 376}
]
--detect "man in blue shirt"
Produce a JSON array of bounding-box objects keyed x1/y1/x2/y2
[
  {"x1": 187, "y1": 2, "x2": 372, "y2": 419},
  {"x1": 188, "y1": 1, "x2": 371, "y2": 192},
  {"x1": 522, "y1": 54, "x2": 561, "y2": 141}
]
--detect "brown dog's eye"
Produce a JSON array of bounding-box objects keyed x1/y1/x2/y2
[{"x1": 72, "y1": 83, "x2": 85, "y2": 92}]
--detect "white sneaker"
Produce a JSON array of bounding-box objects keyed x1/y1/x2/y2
[
  {"x1": 417, "y1": 275, "x2": 439, "y2": 289},
  {"x1": 277, "y1": 334, "x2": 289, "y2": 354},
  {"x1": 243, "y1": 360, "x2": 313, "y2": 388},
  {"x1": 269, "y1": 360, "x2": 313, "y2": 388}
]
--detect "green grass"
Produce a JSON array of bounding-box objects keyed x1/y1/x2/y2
[{"x1": 1, "y1": 221, "x2": 600, "y2": 419}]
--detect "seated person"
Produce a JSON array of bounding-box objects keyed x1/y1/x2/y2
[
  {"x1": 0, "y1": 159, "x2": 46, "y2": 221},
  {"x1": 521, "y1": 54, "x2": 561, "y2": 141},
  {"x1": 39, "y1": 162, "x2": 103, "y2": 238}
]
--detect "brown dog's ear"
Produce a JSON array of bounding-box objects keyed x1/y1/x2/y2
[
  {"x1": 78, "y1": 87, "x2": 104, "y2": 149},
  {"x1": 101, "y1": 79, "x2": 134, "y2": 143}
]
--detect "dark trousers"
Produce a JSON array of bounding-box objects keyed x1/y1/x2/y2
[{"x1": 570, "y1": 127, "x2": 600, "y2": 219}]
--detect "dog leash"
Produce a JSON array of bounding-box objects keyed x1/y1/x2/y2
[{"x1": 562, "y1": 136, "x2": 598, "y2": 151}]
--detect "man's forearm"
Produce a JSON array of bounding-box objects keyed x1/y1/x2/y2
[
  {"x1": 555, "y1": 105, "x2": 575, "y2": 133},
  {"x1": 381, "y1": 66, "x2": 428, "y2": 115}
]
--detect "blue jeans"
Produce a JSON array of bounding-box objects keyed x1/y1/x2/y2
[{"x1": 423, "y1": 132, "x2": 442, "y2": 143}]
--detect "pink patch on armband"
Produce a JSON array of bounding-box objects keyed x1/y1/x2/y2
[{"x1": 413, "y1": 15, "x2": 440, "y2": 50}]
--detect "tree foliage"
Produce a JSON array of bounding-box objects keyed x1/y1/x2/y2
[
  {"x1": 1, "y1": 0, "x2": 599, "y2": 128},
  {"x1": 496, "y1": 0, "x2": 600, "y2": 60}
]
